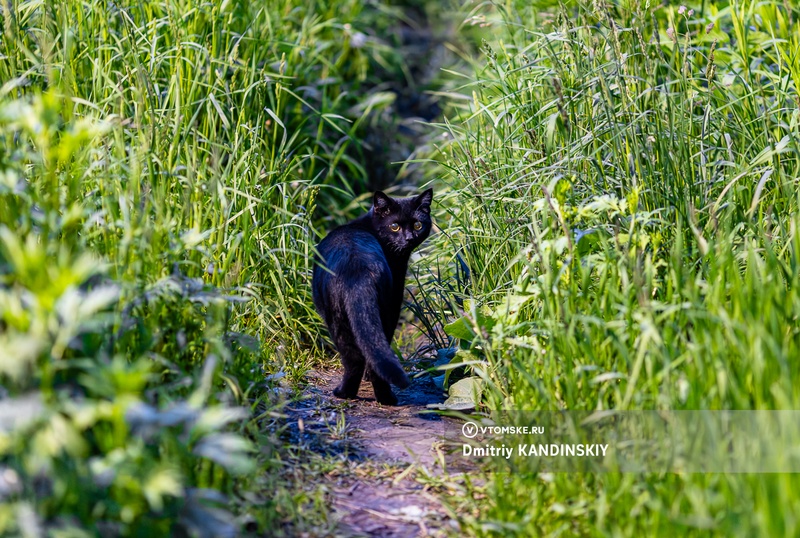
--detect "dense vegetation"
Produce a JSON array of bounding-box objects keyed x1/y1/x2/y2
[
  {"x1": 2, "y1": 0, "x2": 800, "y2": 536},
  {"x1": 438, "y1": 0, "x2": 800, "y2": 535},
  {"x1": 0, "y1": 0, "x2": 412, "y2": 534}
]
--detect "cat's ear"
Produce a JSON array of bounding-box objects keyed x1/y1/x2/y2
[
  {"x1": 373, "y1": 191, "x2": 394, "y2": 216},
  {"x1": 415, "y1": 188, "x2": 433, "y2": 214}
]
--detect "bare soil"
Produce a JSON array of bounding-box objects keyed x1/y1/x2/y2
[{"x1": 283, "y1": 369, "x2": 461, "y2": 537}]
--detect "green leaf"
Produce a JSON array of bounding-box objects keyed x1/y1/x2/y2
[
  {"x1": 193, "y1": 433, "x2": 255, "y2": 475},
  {"x1": 144, "y1": 468, "x2": 183, "y2": 512},
  {"x1": 576, "y1": 228, "x2": 607, "y2": 257},
  {"x1": 427, "y1": 376, "x2": 483, "y2": 411},
  {"x1": 490, "y1": 293, "x2": 535, "y2": 325},
  {"x1": 442, "y1": 350, "x2": 483, "y2": 388},
  {"x1": 443, "y1": 316, "x2": 475, "y2": 341}
]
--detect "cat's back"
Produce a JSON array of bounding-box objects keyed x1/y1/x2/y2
[
  {"x1": 315, "y1": 223, "x2": 388, "y2": 275},
  {"x1": 312, "y1": 223, "x2": 392, "y2": 316}
]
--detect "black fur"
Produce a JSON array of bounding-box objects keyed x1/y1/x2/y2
[{"x1": 312, "y1": 189, "x2": 434, "y2": 405}]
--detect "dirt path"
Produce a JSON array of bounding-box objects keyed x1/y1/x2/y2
[{"x1": 284, "y1": 370, "x2": 456, "y2": 537}]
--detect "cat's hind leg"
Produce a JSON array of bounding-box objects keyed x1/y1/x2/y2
[
  {"x1": 333, "y1": 354, "x2": 364, "y2": 399},
  {"x1": 367, "y1": 364, "x2": 399, "y2": 406}
]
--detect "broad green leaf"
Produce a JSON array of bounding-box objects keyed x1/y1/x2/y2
[
  {"x1": 444, "y1": 316, "x2": 475, "y2": 341},
  {"x1": 428, "y1": 376, "x2": 483, "y2": 411}
]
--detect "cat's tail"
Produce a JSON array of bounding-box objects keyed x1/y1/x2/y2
[{"x1": 345, "y1": 287, "x2": 411, "y2": 389}]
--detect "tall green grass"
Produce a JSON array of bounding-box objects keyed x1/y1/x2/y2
[
  {"x1": 1, "y1": 0, "x2": 412, "y2": 357},
  {"x1": 432, "y1": 0, "x2": 800, "y2": 535},
  {"x1": 0, "y1": 0, "x2": 413, "y2": 534}
]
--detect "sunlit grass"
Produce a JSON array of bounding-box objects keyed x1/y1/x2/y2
[
  {"x1": 430, "y1": 0, "x2": 800, "y2": 535},
  {"x1": 0, "y1": 0, "x2": 412, "y2": 534}
]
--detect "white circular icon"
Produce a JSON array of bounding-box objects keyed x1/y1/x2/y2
[{"x1": 462, "y1": 421, "x2": 479, "y2": 438}]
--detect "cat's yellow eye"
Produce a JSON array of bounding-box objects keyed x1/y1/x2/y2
[
  {"x1": 390, "y1": 223, "x2": 401, "y2": 232},
  {"x1": 413, "y1": 221, "x2": 422, "y2": 231}
]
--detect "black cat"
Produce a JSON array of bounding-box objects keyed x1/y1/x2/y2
[{"x1": 312, "y1": 189, "x2": 434, "y2": 405}]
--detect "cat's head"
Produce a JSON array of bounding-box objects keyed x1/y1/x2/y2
[{"x1": 370, "y1": 189, "x2": 433, "y2": 255}]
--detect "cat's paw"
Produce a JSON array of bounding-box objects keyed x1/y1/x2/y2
[
  {"x1": 333, "y1": 385, "x2": 359, "y2": 399},
  {"x1": 374, "y1": 390, "x2": 399, "y2": 406}
]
